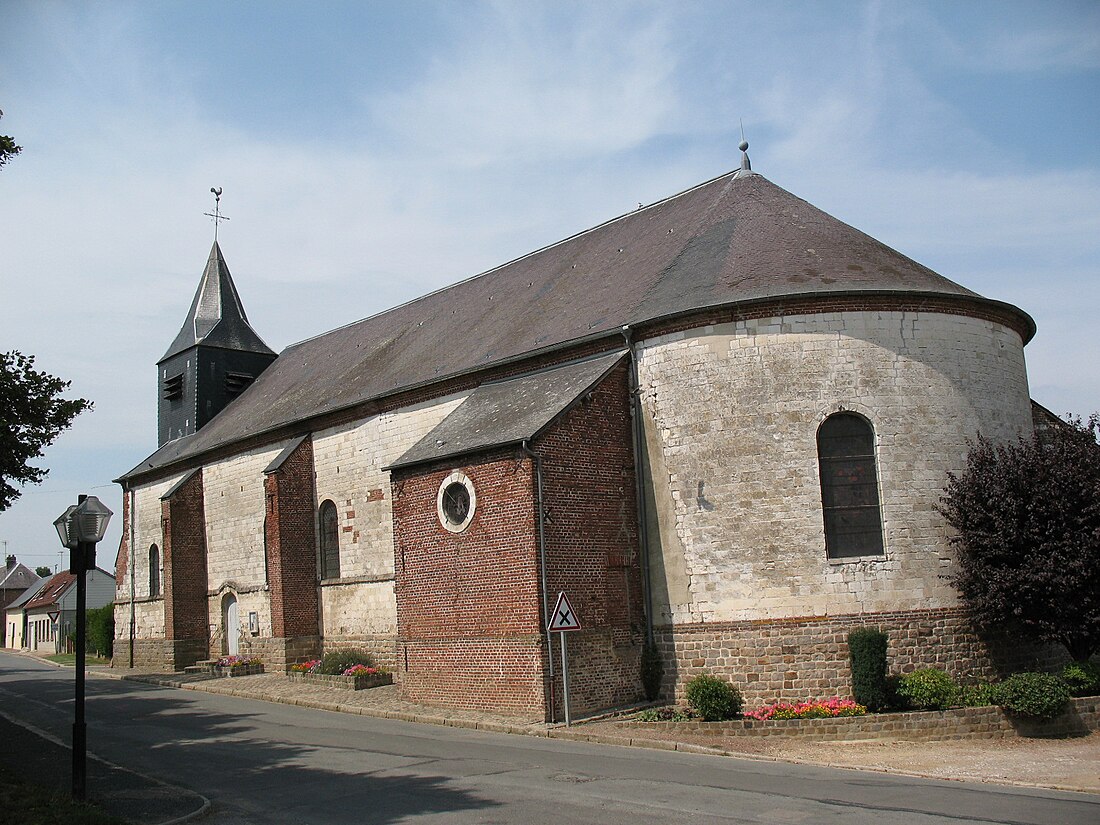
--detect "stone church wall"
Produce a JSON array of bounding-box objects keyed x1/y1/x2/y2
[
  {"x1": 637, "y1": 310, "x2": 1033, "y2": 704},
  {"x1": 313, "y1": 393, "x2": 466, "y2": 670},
  {"x1": 202, "y1": 444, "x2": 284, "y2": 655},
  {"x1": 113, "y1": 474, "x2": 183, "y2": 667}
]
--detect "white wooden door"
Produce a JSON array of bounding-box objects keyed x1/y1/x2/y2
[{"x1": 225, "y1": 596, "x2": 239, "y2": 655}]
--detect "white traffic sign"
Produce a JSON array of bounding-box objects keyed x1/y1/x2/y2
[
  {"x1": 548, "y1": 592, "x2": 580, "y2": 632},
  {"x1": 47, "y1": 611, "x2": 60, "y2": 623}
]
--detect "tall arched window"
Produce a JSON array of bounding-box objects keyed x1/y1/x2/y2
[
  {"x1": 319, "y1": 500, "x2": 340, "y2": 579},
  {"x1": 817, "y1": 413, "x2": 885, "y2": 559},
  {"x1": 148, "y1": 544, "x2": 161, "y2": 597}
]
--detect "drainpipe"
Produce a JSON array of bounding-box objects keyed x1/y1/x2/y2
[
  {"x1": 621, "y1": 326, "x2": 654, "y2": 645},
  {"x1": 127, "y1": 484, "x2": 136, "y2": 668},
  {"x1": 521, "y1": 439, "x2": 556, "y2": 724}
]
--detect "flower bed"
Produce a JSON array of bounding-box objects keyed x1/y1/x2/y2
[
  {"x1": 287, "y1": 664, "x2": 392, "y2": 691},
  {"x1": 744, "y1": 697, "x2": 866, "y2": 720},
  {"x1": 617, "y1": 696, "x2": 1100, "y2": 742}
]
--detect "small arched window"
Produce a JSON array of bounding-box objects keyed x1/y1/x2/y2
[
  {"x1": 148, "y1": 544, "x2": 161, "y2": 598},
  {"x1": 817, "y1": 413, "x2": 885, "y2": 559},
  {"x1": 319, "y1": 500, "x2": 340, "y2": 579}
]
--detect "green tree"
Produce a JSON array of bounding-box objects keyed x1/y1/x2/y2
[
  {"x1": 0, "y1": 109, "x2": 21, "y2": 170},
  {"x1": 86, "y1": 604, "x2": 115, "y2": 659},
  {"x1": 0, "y1": 351, "x2": 92, "y2": 511},
  {"x1": 35, "y1": 566, "x2": 52, "y2": 578},
  {"x1": 939, "y1": 414, "x2": 1100, "y2": 661}
]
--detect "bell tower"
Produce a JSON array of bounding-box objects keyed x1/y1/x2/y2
[{"x1": 157, "y1": 241, "x2": 276, "y2": 446}]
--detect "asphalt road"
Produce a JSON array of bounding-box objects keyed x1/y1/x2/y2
[{"x1": 1, "y1": 653, "x2": 1096, "y2": 825}]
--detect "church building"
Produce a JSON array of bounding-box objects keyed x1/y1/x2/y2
[{"x1": 114, "y1": 148, "x2": 1043, "y2": 719}]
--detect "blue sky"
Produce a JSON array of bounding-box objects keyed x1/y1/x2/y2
[{"x1": 1, "y1": 0, "x2": 1098, "y2": 572}]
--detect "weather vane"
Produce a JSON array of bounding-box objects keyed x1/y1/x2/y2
[{"x1": 204, "y1": 187, "x2": 230, "y2": 242}]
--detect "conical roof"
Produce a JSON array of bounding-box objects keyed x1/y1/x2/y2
[
  {"x1": 159, "y1": 242, "x2": 275, "y2": 363},
  {"x1": 124, "y1": 169, "x2": 1033, "y2": 481}
]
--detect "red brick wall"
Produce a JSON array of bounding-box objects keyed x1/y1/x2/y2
[
  {"x1": 114, "y1": 491, "x2": 130, "y2": 589},
  {"x1": 162, "y1": 471, "x2": 209, "y2": 665},
  {"x1": 536, "y1": 362, "x2": 645, "y2": 716},
  {"x1": 392, "y1": 448, "x2": 546, "y2": 716},
  {"x1": 265, "y1": 438, "x2": 320, "y2": 645}
]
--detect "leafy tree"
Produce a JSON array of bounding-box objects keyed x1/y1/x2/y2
[
  {"x1": 0, "y1": 109, "x2": 21, "y2": 170},
  {"x1": 0, "y1": 351, "x2": 92, "y2": 511},
  {"x1": 35, "y1": 566, "x2": 53, "y2": 578},
  {"x1": 86, "y1": 603, "x2": 115, "y2": 659},
  {"x1": 939, "y1": 414, "x2": 1100, "y2": 662}
]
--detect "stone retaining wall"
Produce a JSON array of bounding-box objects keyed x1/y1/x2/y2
[{"x1": 616, "y1": 696, "x2": 1099, "y2": 742}]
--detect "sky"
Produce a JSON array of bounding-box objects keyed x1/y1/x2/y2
[{"x1": 1, "y1": 0, "x2": 1098, "y2": 574}]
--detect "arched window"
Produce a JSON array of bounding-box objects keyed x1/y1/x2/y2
[
  {"x1": 148, "y1": 544, "x2": 161, "y2": 597},
  {"x1": 319, "y1": 500, "x2": 340, "y2": 579},
  {"x1": 817, "y1": 413, "x2": 884, "y2": 559}
]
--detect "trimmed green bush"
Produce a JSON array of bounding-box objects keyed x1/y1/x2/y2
[
  {"x1": 953, "y1": 681, "x2": 999, "y2": 707},
  {"x1": 848, "y1": 628, "x2": 889, "y2": 711},
  {"x1": 1060, "y1": 662, "x2": 1100, "y2": 697},
  {"x1": 895, "y1": 668, "x2": 956, "y2": 710},
  {"x1": 640, "y1": 641, "x2": 664, "y2": 701},
  {"x1": 635, "y1": 706, "x2": 693, "y2": 722},
  {"x1": 684, "y1": 674, "x2": 742, "y2": 721},
  {"x1": 996, "y1": 672, "x2": 1071, "y2": 719},
  {"x1": 319, "y1": 649, "x2": 374, "y2": 676}
]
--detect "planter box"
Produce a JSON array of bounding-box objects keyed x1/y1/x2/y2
[
  {"x1": 214, "y1": 664, "x2": 264, "y2": 678},
  {"x1": 288, "y1": 670, "x2": 393, "y2": 691}
]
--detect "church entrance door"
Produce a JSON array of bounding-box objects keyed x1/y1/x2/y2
[{"x1": 224, "y1": 594, "x2": 239, "y2": 655}]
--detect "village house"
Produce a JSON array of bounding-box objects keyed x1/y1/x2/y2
[
  {"x1": 113, "y1": 149, "x2": 1046, "y2": 719},
  {"x1": 1, "y1": 555, "x2": 39, "y2": 647},
  {"x1": 20, "y1": 569, "x2": 115, "y2": 654}
]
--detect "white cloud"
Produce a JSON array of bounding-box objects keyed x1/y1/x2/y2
[{"x1": 368, "y1": 3, "x2": 679, "y2": 166}]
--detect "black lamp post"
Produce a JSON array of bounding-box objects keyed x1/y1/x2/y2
[{"x1": 53, "y1": 494, "x2": 112, "y2": 802}]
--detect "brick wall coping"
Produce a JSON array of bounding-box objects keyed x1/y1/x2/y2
[
  {"x1": 320, "y1": 574, "x2": 395, "y2": 587},
  {"x1": 656, "y1": 606, "x2": 972, "y2": 633},
  {"x1": 615, "y1": 697, "x2": 1099, "y2": 742}
]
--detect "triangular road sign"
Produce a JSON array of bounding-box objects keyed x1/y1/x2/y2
[{"x1": 548, "y1": 591, "x2": 580, "y2": 632}]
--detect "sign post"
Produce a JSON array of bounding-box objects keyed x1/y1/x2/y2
[{"x1": 547, "y1": 592, "x2": 580, "y2": 726}]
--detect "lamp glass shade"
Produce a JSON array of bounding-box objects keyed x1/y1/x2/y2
[
  {"x1": 53, "y1": 505, "x2": 80, "y2": 549},
  {"x1": 72, "y1": 496, "x2": 113, "y2": 543}
]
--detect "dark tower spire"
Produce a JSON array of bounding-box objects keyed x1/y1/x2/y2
[{"x1": 157, "y1": 241, "x2": 276, "y2": 446}]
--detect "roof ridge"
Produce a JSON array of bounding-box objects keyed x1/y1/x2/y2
[{"x1": 285, "y1": 168, "x2": 747, "y2": 351}]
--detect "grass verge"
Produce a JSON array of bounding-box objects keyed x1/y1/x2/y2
[
  {"x1": 45, "y1": 654, "x2": 112, "y2": 666},
  {"x1": 0, "y1": 764, "x2": 127, "y2": 824}
]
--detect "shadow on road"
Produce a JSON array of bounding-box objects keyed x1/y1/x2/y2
[{"x1": 0, "y1": 659, "x2": 500, "y2": 824}]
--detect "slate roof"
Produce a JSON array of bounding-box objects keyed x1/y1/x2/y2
[
  {"x1": 389, "y1": 350, "x2": 628, "y2": 471},
  {"x1": 5, "y1": 583, "x2": 41, "y2": 611},
  {"x1": 22, "y1": 571, "x2": 75, "y2": 611},
  {"x1": 160, "y1": 242, "x2": 276, "y2": 362},
  {"x1": 122, "y1": 169, "x2": 1034, "y2": 482},
  {"x1": 0, "y1": 562, "x2": 39, "y2": 592}
]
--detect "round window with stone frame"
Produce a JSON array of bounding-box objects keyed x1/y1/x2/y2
[{"x1": 437, "y1": 471, "x2": 476, "y2": 533}]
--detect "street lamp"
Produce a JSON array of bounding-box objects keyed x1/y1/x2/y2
[{"x1": 53, "y1": 494, "x2": 112, "y2": 802}]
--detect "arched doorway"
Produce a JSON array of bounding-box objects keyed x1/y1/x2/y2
[{"x1": 222, "y1": 593, "x2": 239, "y2": 655}]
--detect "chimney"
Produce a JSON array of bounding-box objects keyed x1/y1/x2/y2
[{"x1": 5, "y1": 555, "x2": 14, "y2": 570}]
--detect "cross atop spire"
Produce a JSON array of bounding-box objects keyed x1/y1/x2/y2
[{"x1": 204, "y1": 187, "x2": 230, "y2": 242}]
